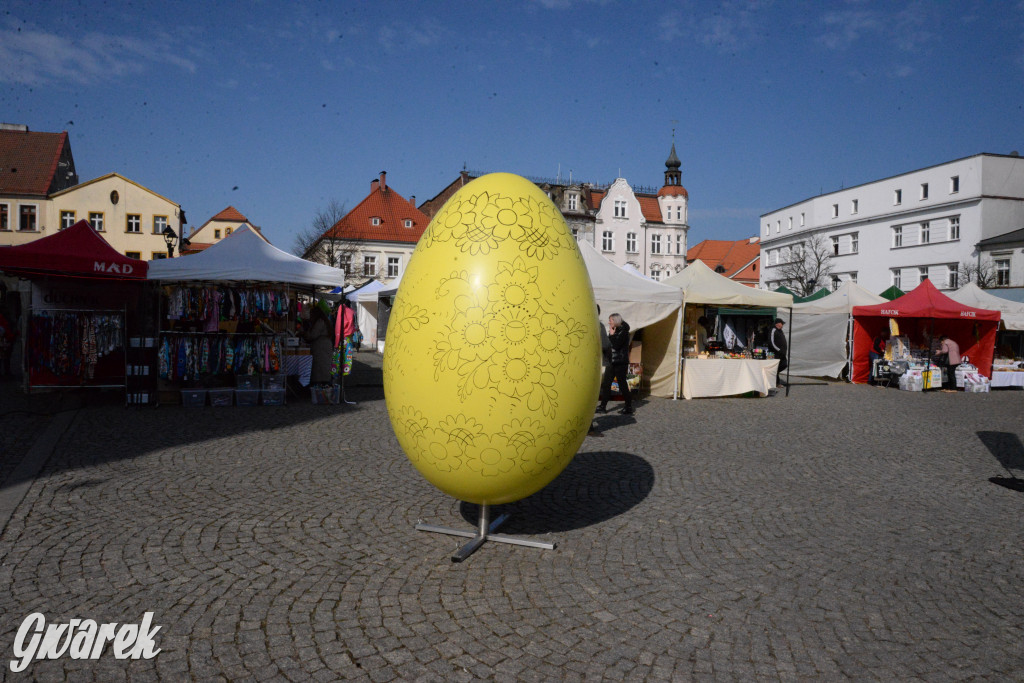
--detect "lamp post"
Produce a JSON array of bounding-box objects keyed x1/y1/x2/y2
[{"x1": 162, "y1": 226, "x2": 178, "y2": 258}]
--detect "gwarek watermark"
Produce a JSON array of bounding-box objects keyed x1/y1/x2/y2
[{"x1": 10, "y1": 612, "x2": 162, "y2": 673}]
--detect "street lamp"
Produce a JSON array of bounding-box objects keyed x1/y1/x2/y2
[{"x1": 162, "y1": 226, "x2": 177, "y2": 258}]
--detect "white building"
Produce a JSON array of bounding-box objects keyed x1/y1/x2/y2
[{"x1": 760, "y1": 153, "x2": 1024, "y2": 294}]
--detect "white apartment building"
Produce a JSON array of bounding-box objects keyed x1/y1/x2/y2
[{"x1": 760, "y1": 153, "x2": 1024, "y2": 294}]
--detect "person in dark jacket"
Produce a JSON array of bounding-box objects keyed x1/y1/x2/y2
[
  {"x1": 770, "y1": 317, "x2": 788, "y2": 387},
  {"x1": 596, "y1": 313, "x2": 633, "y2": 415}
]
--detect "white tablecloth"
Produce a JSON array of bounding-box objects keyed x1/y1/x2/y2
[
  {"x1": 682, "y1": 359, "x2": 780, "y2": 399},
  {"x1": 284, "y1": 355, "x2": 312, "y2": 386},
  {"x1": 991, "y1": 370, "x2": 1024, "y2": 388}
]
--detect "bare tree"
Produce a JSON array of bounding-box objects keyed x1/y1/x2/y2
[
  {"x1": 775, "y1": 234, "x2": 834, "y2": 297},
  {"x1": 957, "y1": 257, "x2": 998, "y2": 288},
  {"x1": 292, "y1": 199, "x2": 350, "y2": 267}
]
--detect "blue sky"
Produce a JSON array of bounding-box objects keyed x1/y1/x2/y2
[{"x1": 3, "y1": 1, "x2": 1023, "y2": 253}]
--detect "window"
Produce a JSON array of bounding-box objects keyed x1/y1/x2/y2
[
  {"x1": 675, "y1": 207, "x2": 682, "y2": 220},
  {"x1": 152, "y1": 252, "x2": 167, "y2": 260},
  {"x1": 949, "y1": 216, "x2": 960, "y2": 240},
  {"x1": 851, "y1": 199, "x2": 858, "y2": 214},
  {"x1": 214, "y1": 229, "x2": 221, "y2": 239},
  {"x1": 676, "y1": 234, "x2": 683, "y2": 254},
  {"x1": 996, "y1": 258, "x2": 1011, "y2": 286},
  {"x1": 19, "y1": 205, "x2": 37, "y2": 231},
  {"x1": 626, "y1": 232, "x2": 637, "y2": 254},
  {"x1": 919, "y1": 266, "x2": 929, "y2": 283},
  {"x1": 788, "y1": 217, "x2": 793, "y2": 230},
  {"x1": 567, "y1": 194, "x2": 577, "y2": 211},
  {"x1": 947, "y1": 264, "x2": 959, "y2": 289},
  {"x1": 363, "y1": 255, "x2": 377, "y2": 277},
  {"x1": 832, "y1": 204, "x2": 838, "y2": 218},
  {"x1": 892, "y1": 225, "x2": 903, "y2": 247},
  {"x1": 571, "y1": 227, "x2": 578, "y2": 240},
  {"x1": 651, "y1": 267, "x2": 661, "y2": 281},
  {"x1": 153, "y1": 216, "x2": 168, "y2": 234},
  {"x1": 613, "y1": 200, "x2": 627, "y2": 218},
  {"x1": 387, "y1": 256, "x2": 400, "y2": 278},
  {"x1": 832, "y1": 236, "x2": 840, "y2": 255},
  {"x1": 920, "y1": 221, "x2": 930, "y2": 244},
  {"x1": 371, "y1": 217, "x2": 381, "y2": 226},
  {"x1": 920, "y1": 183, "x2": 929, "y2": 200},
  {"x1": 0, "y1": 203, "x2": 7, "y2": 230},
  {"x1": 776, "y1": 221, "x2": 780, "y2": 233},
  {"x1": 850, "y1": 272, "x2": 857, "y2": 284},
  {"x1": 61, "y1": 211, "x2": 75, "y2": 229},
  {"x1": 89, "y1": 212, "x2": 104, "y2": 231},
  {"x1": 781, "y1": 246, "x2": 791, "y2": 263},
  {"x1": 404, "y1": 219, "x2": 413, "y2": 228},
  {"x1": 339, "y1": 253, "x2": 352, "y2": 274},
  {"x1": 765, "y1": 223, "x2": 770, "y2": 236},
  {"x1": 769, "y1": 250, "x2": 778, "y2": 266},
  {"x1": 651, "y1": 234, "x2": 662, "y2": 254},
  {"x1": 792, "y1": 243, "x2": 803, "y2": 260},
  {"x1": 894, "y1": 189, "x2": 902, "y2": 205},
  {"x1": 225, "y1": 228, "x2": 232, "y2": 235},
  {"x1": 891, "y1": 269, "x2": 902, "y2": 288},
  {"x1": 851, "y1": 233, "x2": 859, "y2": 253},
  {"x1": 950, "y1": 176, "x2": 959, "y2": 193},
  {"x1": 126, "y1": 214, "x2": 141, "y2": 233},
  {"x1": 602, "y1": 231, "x2": 614, "y2": 252},
  {"x1": 125, "y1": 251, "x2": 141, "y2": 259},
  {"x1": 800, "y1": 213, "x2": 805, "y2": 227}
]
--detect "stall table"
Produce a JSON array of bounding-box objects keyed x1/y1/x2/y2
[
  {"x1": 682, "y1": 358, "x2": 780, "y2": 399},
  {"x1": 991, "y1": 369, "x2": 1024, "y2": 388}
]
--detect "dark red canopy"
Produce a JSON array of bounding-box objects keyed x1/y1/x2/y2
[
  {"x1": 851, "y1": 279, "x2": 1001, "y2": 383},
  {"x1": 0, "y1": 220, "x2": 147, "y2": 279}
]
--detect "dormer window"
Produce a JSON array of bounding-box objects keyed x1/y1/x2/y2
[
  {"x1": 404, "y1": 219, "x2": 413, "y2": 228},
  {"x1": 371, "y1": 217, "x2": 381, "y2": 226},
  {"x1": 567, "y1": 194, "x2": 578, "y2": 211},
  {"x1": 214, "y1": 229, "x2": 221, "y2": 239}
]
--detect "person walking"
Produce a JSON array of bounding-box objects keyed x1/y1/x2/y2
[
  {"x1": 770, "y1": 317, "x2": 788, "y2": 388},
  {"x1": 596, "y1": 313, "x2": 633, "y2": 415}
]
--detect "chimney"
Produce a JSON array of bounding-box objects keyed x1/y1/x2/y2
[
  {"x1": 409, "y1": 196, "x2": 416, "y2": 207},
  {"x1": 379, "y1": 171, "x2": 387, "y2": 191},
  {"x1": 371, "y1": 178, "x2": 379, "y2": 191}
]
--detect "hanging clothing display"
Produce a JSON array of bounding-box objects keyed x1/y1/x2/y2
[
  {"x1": 29, "y1": 311, "x2": 123, "y2": 380},
  {"x1": 158, "y1": 333, "x2": 282, "y2": 382},
  {"x1": 164, "y1": 286, "x2": 290, "y2": 323}
]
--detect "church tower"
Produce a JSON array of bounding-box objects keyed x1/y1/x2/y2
[{"x1": 658, "y1": 138, "x2": 689, "y2": 258}]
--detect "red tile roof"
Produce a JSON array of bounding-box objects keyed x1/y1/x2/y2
[
  {"x1": 0, "y1": 129, "x2": 72, "y2": 196},
  {"x1": 327, "y1": 176, "x2": 429, "y2": 244},
  {"x1": 687, "y1": 237, "x2": 761, "y2": 286},
  {"x1": 211, "y1": 206, "x2": 248, "y2": 222}
]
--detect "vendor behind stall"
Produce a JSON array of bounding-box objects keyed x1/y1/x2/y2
[
  {"x1": 305, "y1": 300, "x2": 335, "y2": 385},
  {"x1": 934, "y1": 334, "x2": 961, "y2": 389}
]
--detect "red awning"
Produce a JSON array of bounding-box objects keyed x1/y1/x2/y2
[
  {"x1": 0, "y1": 220, "x2": 147, "y2": 279},
  {"x1": 851, "y1": 278, "x2": 1000, "y2": 321}
]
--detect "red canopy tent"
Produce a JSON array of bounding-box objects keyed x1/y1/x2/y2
[
  {"x1": 851, "y1": 279, "x2": 1001, "y2": 383},
  {"x1": 0, "y1": 220, "x2": 147, "y2": 279}
]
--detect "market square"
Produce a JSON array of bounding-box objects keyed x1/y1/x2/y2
[{"x1": 1, "y1": 352, "x2": 1023, "y2": 681}]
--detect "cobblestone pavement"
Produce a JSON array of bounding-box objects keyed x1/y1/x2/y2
[{"x1": 1, "y1": 352, "x2": 1023, "y2": 681}]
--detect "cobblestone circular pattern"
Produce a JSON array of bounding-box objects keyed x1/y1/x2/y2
[{"x1": 1, "y1": 357, "x2": 1023, "y2": 680}]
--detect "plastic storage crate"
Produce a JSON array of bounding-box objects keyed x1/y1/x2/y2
[
  {"x1": 310, "y1": 385, "x2": 339, "y2": 404},
  {"x1": 208, "y1": 388, "x2": 233, "y2": 407},
  {"x1": 262, "y1": 390, "x2": 286, "y2": 406},
  {"x1": 181, "y1": 389, "x2": 207, "y2": 407},
  {"x1": 261, "y1": 374, "x2": 286, "y2": 391},
  {"x1": 236, "y1": 375, "x2": 259, "y2": 390},
  {"x1": 235, "y1": 389, "x2": 260, "y2": 406}
]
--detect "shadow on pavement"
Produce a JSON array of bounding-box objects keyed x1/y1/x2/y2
[
  {"x1": 459, "y1": 451, "x2": 654, "y2": 534},
  {"x1": 978, "y1": 430, "x2": 1024, "y2": 493}
]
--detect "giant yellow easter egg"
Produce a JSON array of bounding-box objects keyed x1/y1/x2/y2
[{"x1": 383, "y1": 173, "x2": 601, "y2": 505}]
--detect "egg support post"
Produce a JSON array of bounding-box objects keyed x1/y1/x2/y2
[{"x1": 416, "y1": 504, "x2": 555, "y2": 563}]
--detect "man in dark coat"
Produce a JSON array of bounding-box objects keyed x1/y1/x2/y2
[
  {"x1": 596, "y1": 313, "x2": 634, "y2": 415},
  {"x1": 770, "y1": 317, "x2": 788, "y2": 388}
]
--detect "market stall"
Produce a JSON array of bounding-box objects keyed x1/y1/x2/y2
[
  {"x1": 578, "y1": 240, "x2": 683, "y2": 398},
  {"x1": 355, "y1": 276, "x2": 401, "y2": 352},
  {"x1": 147, "y1": 226, "x2": 347, "y2": 405},
  {"x1": 652, "y1": 260, "x2": 793, "y2": 399},
  {"x1": 0, "y1": 220, "x2": 149, "y2": 398},
  {"x1": 851, "y1": 279, "x2": 1001, "y2": 387},
  {"x1": 789, "y1": 281, "x2": 886, "y2": 379}
]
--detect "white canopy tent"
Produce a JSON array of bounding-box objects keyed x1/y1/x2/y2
[
  {"x1": 948, "y1": 282, "x2": 1024, "y2": 331},
  {"x1": 648, "y1": 261, "x2": 794, "y2": 397},
  {"x1": 621, "y1": 262, "x2": 652, "y2": 280},
  {"x1": 789, "y1": 281, "x2": 886, "y2": 378},
  {"x1": 355, "y1": 274, "x2": 404, "y2": 350},
  {"x1": 147, "y1": 226, "x2": 348, "y2": 287},
  {"x1": 578, "y1": 240, "x2": 681, "y2": 330}
]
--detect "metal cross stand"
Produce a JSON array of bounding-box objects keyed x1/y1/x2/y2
[{"x1": 416, "y1": 503, "x2": 555, "y2": 563}]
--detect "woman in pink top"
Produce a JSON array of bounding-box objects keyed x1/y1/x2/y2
[{"x1": 935, "y1": 335, "x2": 961, "y2": 388}]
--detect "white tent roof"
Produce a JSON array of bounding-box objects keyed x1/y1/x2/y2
[
  {"x1": 793, "y1": 280, "x2": 885, "y2": 314},
  {"x1": 662, "y1": 259, "x2": 794, "y2": 308},
  {"x1": 621, "y1": 263, "x2": 651, "y2": 280},
  {"x1": 147, "y1": 226, "x2": 348, "y2": 287},
  {"x1": 354, "y1": 278, "x2": 394, "y2": 302},
  {"x1": 578, "y1": 239, "x2": 681, "y2": 329},
  {"x1": 948, "y1": 282, "x2": 1024, "y2": 330}
]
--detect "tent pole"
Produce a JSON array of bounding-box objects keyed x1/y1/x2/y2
[{"x1": 785, "y1": 306, "x2": 793, "y2": 397}]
